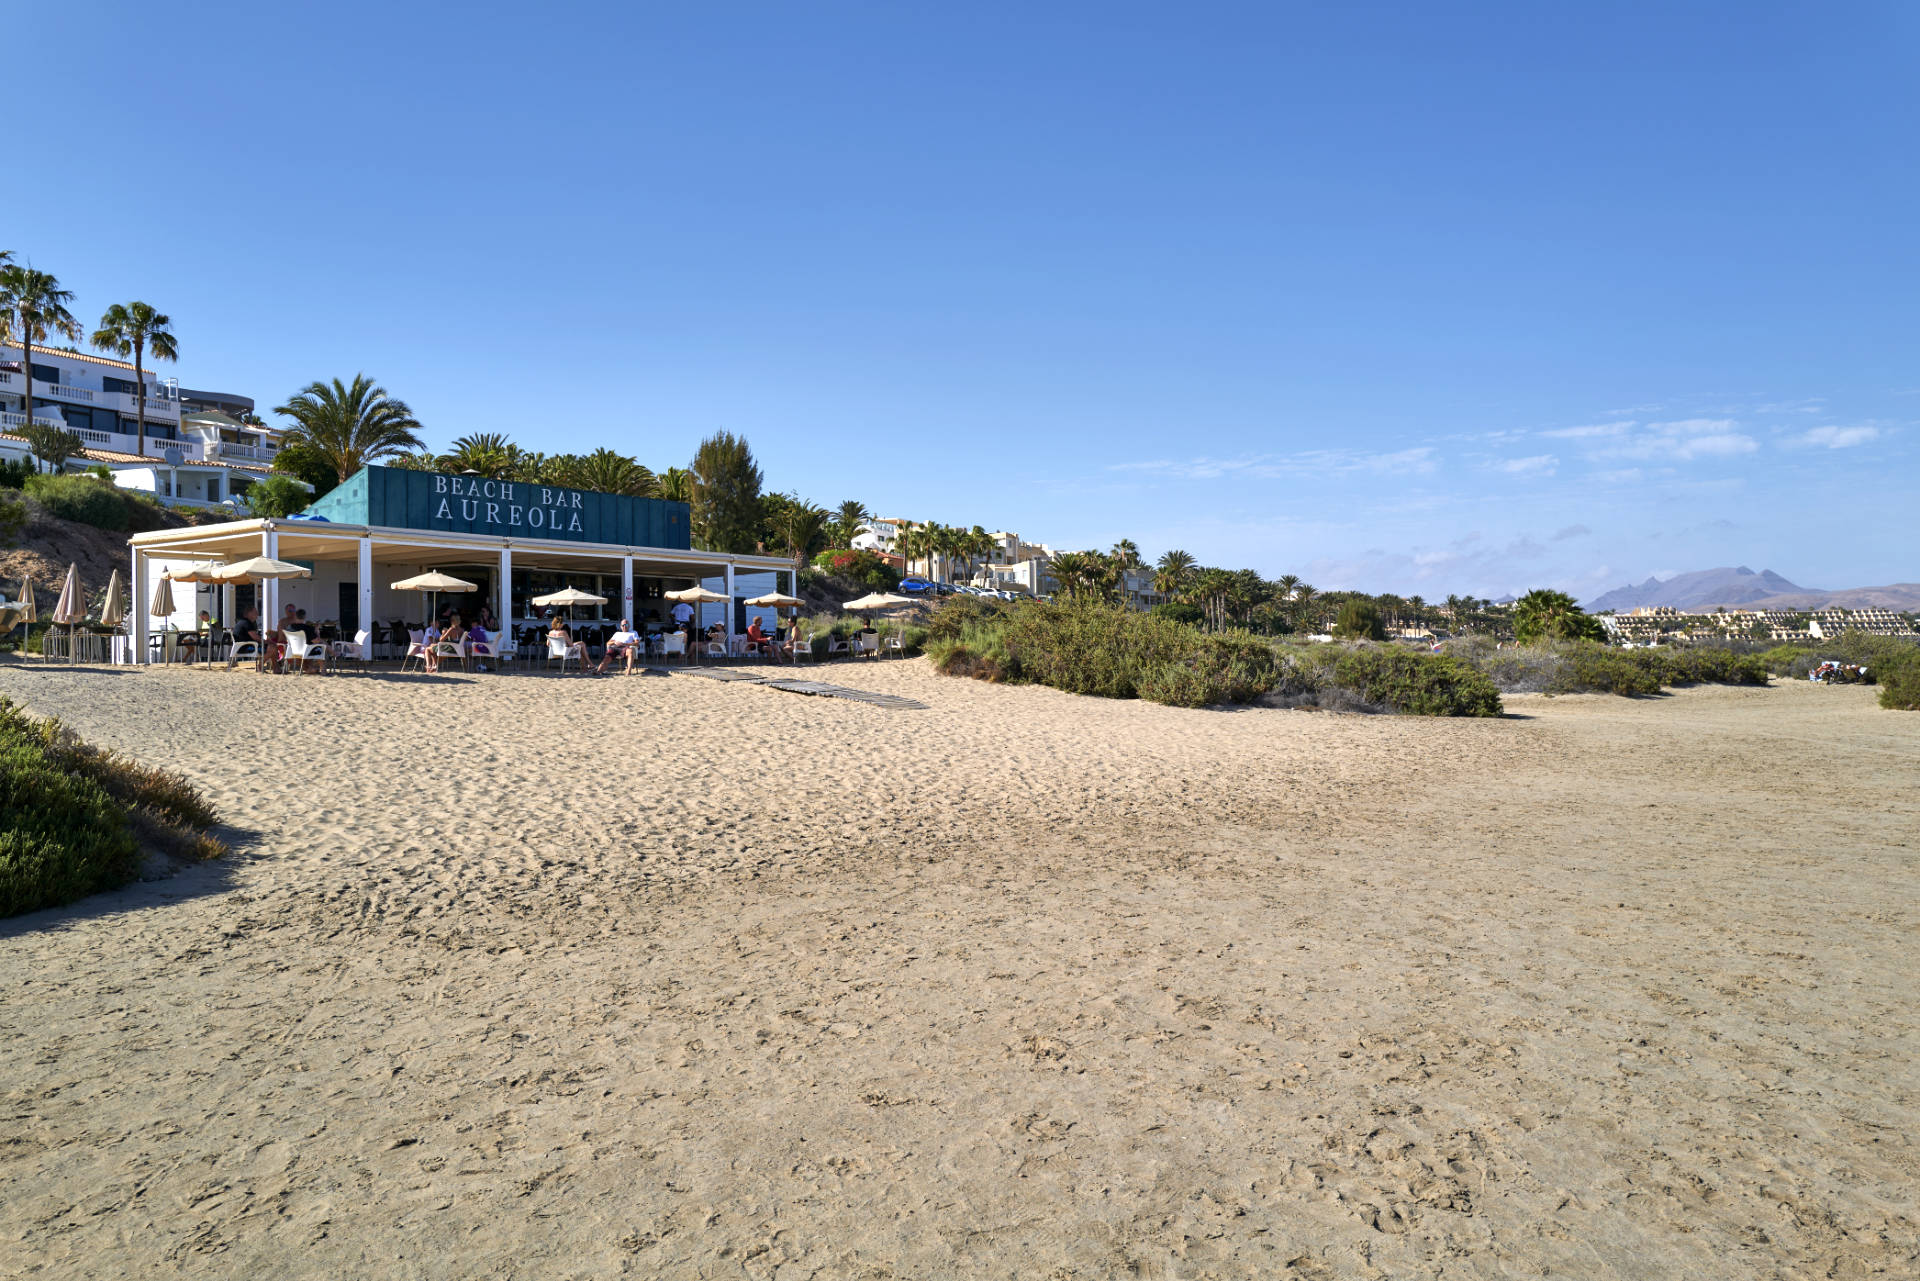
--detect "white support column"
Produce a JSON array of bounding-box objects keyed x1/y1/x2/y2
[
  {"x1": 131, "y1": 546, "x2": 149, "y2": 665},
  {"x1": 498, "y1": 545, "x2": 512, "y2": 638},
  {"x1": 724, "y1": 562, "x2": 736, "y2": 648},
  {"x1": 358, "y1": 536, "x2": 374, "y2": 646},
  {"x1": 263, "y1": 526, "x2": 279, "y2": 627},
  {"x1": 621, "y1": 555, "x2": 633, "y2": 624}
]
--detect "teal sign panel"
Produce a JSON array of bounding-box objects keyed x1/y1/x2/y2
[{"x1": 307, "y1": 465, "x2": 690, "y2": 549}]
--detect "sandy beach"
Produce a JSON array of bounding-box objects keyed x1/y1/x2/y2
[{"x1": 1, "y1": 660, "x2": 1914, "y2": 1279}]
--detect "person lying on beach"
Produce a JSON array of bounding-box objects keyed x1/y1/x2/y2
[{"x1": 597, "y1": 620, "x2": 639, "y2": 673}]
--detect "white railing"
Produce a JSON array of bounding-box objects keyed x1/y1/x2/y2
[
  {"x1": 0, "y1": 411, "x2": 66, "y2": 430},
  {"x1": 215, "y1": 441, "x2": 279, "y2": 460},
  {"x1": 48, "y1": 383, "x2": 94, "y2": 401},
  {"x1": 73, "y1": 428, "x2": 115, "y2": 446},
  {"x1": 113, "y1": 390, "x2": 180, "y2": 417}
]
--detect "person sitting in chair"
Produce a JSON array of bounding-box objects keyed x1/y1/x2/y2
[
  {"x1": 597, "y1": 619, "x2": 639, "y2": 674},
  {"x1": 548, "y1": 613, "x2": 587, "y2": 671}
]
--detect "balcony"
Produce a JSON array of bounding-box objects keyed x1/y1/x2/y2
[
  {"x1": 213, "y1": 440, "x2": 279, "y2": 461},
  {"x1": 48, "y1": 383, "x2": 94, "y2": 402},
  {"x1": 0, "y1": 410, "x2": 68, "y2": 430}
]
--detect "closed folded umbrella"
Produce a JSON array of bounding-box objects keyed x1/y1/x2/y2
[
  {"x1": 48, "y1": 564, "x2": 82, "y2": 663},
  {"x1": 99, "y1": 570, "x2": 127, "y2": 630},
  {"x1": 15, "y1": 574, "x2": 35, "y2": 624},
  {"x1": 150, "y1": 572, "x2": 176, "y2": 619},
  {"x1": 52, "y1": 564, "x2": 83, "y2": 624}
]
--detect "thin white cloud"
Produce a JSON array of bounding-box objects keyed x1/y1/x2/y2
[
  {"x1": 1552, "y1": 524, "x2": 1591, "y2": 542},
  {"x1": 1540, "y1": 421, "x2": 1632, "y2": 439},
  {"x1": 1109, "y1": 446, "x2": 1437, "y2": 481},
  {"x1": 1793, "y1": 424, "x2": 1880, "y2": 449},
  {"x1": 1497, "y1": 454, "x2": 1558, "y2": 476}
]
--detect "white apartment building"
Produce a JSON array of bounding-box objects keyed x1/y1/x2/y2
[
  {"x1": 1, "y1": 345, "x2": 274, "y2": 507},
  {"x1": 850, "y1": 516, "x2": 910, "y2": 557}
]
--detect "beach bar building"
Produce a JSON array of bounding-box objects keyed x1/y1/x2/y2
[{"x1": 125, "y1": 464, "x2": 797, "y2": 660}]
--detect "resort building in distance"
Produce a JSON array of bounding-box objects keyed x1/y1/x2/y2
[
  {"x1": 0, "y1": 343, "x2": 271, "y2": 508},
  {"x1": 1601, "y1": 604, "x2": 1920, "y2": 646}
]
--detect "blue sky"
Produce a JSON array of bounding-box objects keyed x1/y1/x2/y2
[{"x1": 17, "y1": 3, "x2": 1917, "y2": 599}]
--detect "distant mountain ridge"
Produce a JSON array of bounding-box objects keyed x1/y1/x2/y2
[{"x1": 1585, "y1": 566, "x2": 1920, "y2": 613}]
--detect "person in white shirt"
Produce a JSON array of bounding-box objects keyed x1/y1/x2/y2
[
  {"x1": 670, "y1": 600, "x2": 694, "y2": 630},
  {"x1": 597, "y1": 619, "x2": 640, "y2": 674}
]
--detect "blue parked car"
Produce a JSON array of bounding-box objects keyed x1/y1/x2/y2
[{"x1": 900, "y1": 578, "x2": 933, "y2": 593}]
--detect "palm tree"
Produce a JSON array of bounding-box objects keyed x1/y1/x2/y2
[
  {"x1": 1291, "y1": 583, "x2": 1319, "y2": 629},
  {"x1": 1111, "y1": 538, "x2": 1141, "y2": 569},
  {"x1": 572, "y1": 447, "x2": 656, "y2": 496},
  {"x1": 273, "y1": 374, "x2": 425, "y2": 483},
  {"x1": 1047, "y1": 551, "x2": 1102, "y2": 601},
  {"x1": 0, "y1": 266, "x2": 81, "y2": 433},
  {"x1": 90, "y1": 302, "x2": 177, "y2": 457},
  {"x1": 1275, "y1": 573, "x2": 1301, "y2": 600},
  {"x1": 442, "y1": 432, "x2": 518, "y2": 478},
  {"x1": 1155, "y1": 549, "x2": 1196, "y2": 597},
  {"x1": 1512, "y1": 588, "x2": 1602, "y2": 644},
  {"x1": 833, "y1": 499, "x2": 870, "y2": 547},
  {"x1": 656, "y1": 466, "x2": 693, "y2": 503},
  {"x1": 773, "y1": 498, "x2": 829, "y2": 571}
]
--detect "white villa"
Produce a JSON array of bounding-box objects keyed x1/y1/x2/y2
[{"x1": 1, "y1": 344, "x2": 270, "y2": 507}]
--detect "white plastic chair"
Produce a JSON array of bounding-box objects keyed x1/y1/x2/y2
[
  {"x1": 330, "y1": 629, "x2": 371, "y2": 670},
  {"x1": 705, "y1": 639, "x2": 727, "y2": 662},
  {"x1": 885, "y1": 632, "x2": 906, "y2": 659},
  {"x1": 225, "y1": 631, "x2": 260, "y2": 671},
  {"x1": 824, "y1": 633, "x2": 851, "y2": 659},
  {"x1": 547, "y1": 634, "x2": 583, "y2": 673},
  {"x1": 661, "y1": 633, "x2": 687, "y2": 664},
  {"x1": 468, "y1": 635, "x2": 505, "y2": 672},
  {"x1": 401, "y1": 632, "x2": 431, "y2": 673},
  {"x1": 855, "y1": 633, "x2": 880, "y2": 658},
  {"x1": 787, "y1": 631, "x2": 811, "y2": 664},
  {"x1": 285, "y1": 630, "x2": 328, "y2": 674},
  {"x1": 430, "y1": 639, "x2": 466, "y2": 673}
]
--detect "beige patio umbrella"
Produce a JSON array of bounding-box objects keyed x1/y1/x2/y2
[
  {"x1": 664, "y1": 585, "x2": 730, "y2": 660},
  {"x1": 843, "y1": 592, "x2": 917, "y2": 657},
  {"x1": 212, "y1": 558, "x2": 312, "y2": 662},
  {"x1": 48, "y1": 564, "x2": 83, "y2": 663},
  {"x1": 531, "y1": 585, "x2": 609, "y2": 633},
  {"x1": 392, "y1": 571, "x2": 479, "y2": 634},
  {"x1": 746, "y1": 591, "x2": 807, "y2": 662}
]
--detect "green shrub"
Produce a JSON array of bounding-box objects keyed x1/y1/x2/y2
[
  {"x1": 24, "y1": 473, "x2": 130, "y2": 530},
  {"x1": 0, "y1": 458, "x2": 34, "y2": 489},
  {"x1": 1333, "y1": 647, "x2": 1503, "y2": 717},
  {"x1": 1657, "y1": 646, "x2": 1767, "y2": 687},
  {"x1": 926, "y1": 594, "x2": 1016, "y2": 643},
  {"x1": 1150, "y1": 602, "x2": 1204, "y2": 627},
  {"x1": 1564, "y1": 646, "x2": 1664, "y2": 696},
  {"x1": 1879, "y1": 652, "x2": 1920, "y2": 710},
  {"x1": 0, "y1": 699, "x2": 224, "y2": 917},
  {"x1": 0, "y1": 491, "x2": 24, "y2": 547},
  {"x1": 243, "y1": 474, "x2": 311, "y2": 519},
  {"x1": 809, "y1": 548, "x2": 901, "y2": 592},
  {"x1": 1333, "y1": 600, "x2": 1387, "y2": 641}
]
